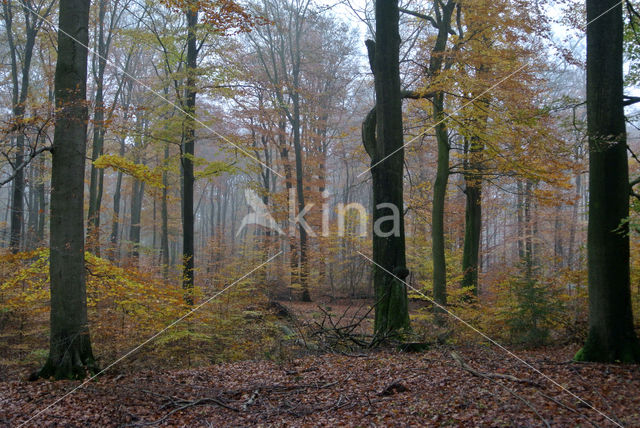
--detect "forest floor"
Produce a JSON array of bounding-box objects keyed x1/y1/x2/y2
[{"x1": 2, "y1": 344, "x2": 640, "y2": 427}]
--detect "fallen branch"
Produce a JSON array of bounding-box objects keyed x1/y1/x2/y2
[
  {"x1": 538, "y1": 391, "x2": 601, "y2": 428},
  {"x1": 132, "y1": 395, "x2": 240, "y2": 426},
  {"x1": 450, "y1": 351, "x2": 550, "y2": 428},
  {"x1": 450, "y1": 351, "x2": 541, "y2": 387},
  {"x1": 242, "y1": 389, "x2": 259, "y2": 411}
]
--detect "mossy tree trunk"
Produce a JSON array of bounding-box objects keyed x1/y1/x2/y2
[
  {"x1": 431, "y1": 92, "x2": 449, "y2": 309},
  {"x1": 362, "y1": 0, "x2": 410, "y2": 336},
  {"x1": 426, "y1": 0, "x2": 456, "y2": 313},
  {"x1": 38, "y1": 0, "x2": 96, "y2": 380},
  {"x1": 575, "y1": 0, "x2": 640, "y2": 363}
]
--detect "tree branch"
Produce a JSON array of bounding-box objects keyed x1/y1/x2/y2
[
  {"x1": 399, "y1": 7, "x2": 438, "y2": 29},
  {"x1": 0, "y1": 145, "x2": 52, "y2": 187},
  {"x1": 623, "y1": 95, "x2": 640, "y2": 106}
]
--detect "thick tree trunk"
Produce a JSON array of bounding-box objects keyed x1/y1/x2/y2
[
  {"x1": 576, "y1": 0, "x2": 640, "y2": 362},
  {"x1": 364, "y1": 0, "x2": 410, "y2": 336},
  {"x1": 37, "y1": 0, "x2": 95, "y2": 380},
  {"x1": 461, "y1": 165, "x2": 481, "y2": 295},
  {"x1": 461, "y1": 87, "x2": 487, "y2": 296},
  {"x1": 181, "y1": 5, "x2": 198, "y2": 304},
  {"x1": 291, "y1": 90, "x2": 310, "y2": 302},
  {"x1": 279, "y1": 136, "x2": 298, "y2": 291}
]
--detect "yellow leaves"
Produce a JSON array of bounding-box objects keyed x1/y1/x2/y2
[
  {"x1": 183, "y1": 153, "x2": 237, "y2": 180},
  {"x1": 93, "y1": 154, "x2": 164, "y2": 188}
]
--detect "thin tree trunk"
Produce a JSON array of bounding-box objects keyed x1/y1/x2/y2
[
  {"x1": 160, "y1": 143, "x2": 170, "y2": 279},
  {"x1": 3, "y1": 0, "x2": 42, "y2": 253},
  {"x1": 36, "y1": 154, "x2": 46, "y2": 243},
  {"x1": 567, "y1": 172, "x2": 581, "y2": 269},
  {"x1": 432, "y1": 92, "x2": 449, "y2": 308},
  {"x1": 128, "y1": 178, "x2": 145, "y2": 265},
  {"x1": 87, "y1": 0, "x2": 109, "y2": 255}
]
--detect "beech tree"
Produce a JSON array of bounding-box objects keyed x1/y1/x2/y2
[
  {"x1": 363, "y1": 0, "x2": 410, "y2": 335},
  {"x1": 37, "y1": 0, "x2": 96, "y2": 379},
  {"x1": 575, "y1": 0, "x2": 640, "y2": 362},
  {"x1": 182, "y1": 1, "x2": 198, "y2": 303}
]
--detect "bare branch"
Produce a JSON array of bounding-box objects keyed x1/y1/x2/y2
[
  {"x1": 0, "y1": 145, "x2": 52, "y2": 187},
  {"x1": 623, "y1": 95, "x2": 640, "y2": 106}
]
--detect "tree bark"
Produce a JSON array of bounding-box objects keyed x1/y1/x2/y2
[
  {"x1": 291, "y1": 59, "x2": 310, "y2": 302},
  {"x1": 364, "y1": 0, "x2": 410, "y2": 336},
  {"x1": 181, "y1": 4, "x2": 198, "y2": 304},
  {"x1": 432, "y1": 92, "x2": 449, "y2": 309},
  {"x1": 37, "y1": 0, "x2": 96, "y2": 380},
  {"x1": 426, "y1": 0, "x2": 456, "y2": 312},
  {"x1": 576, "y1": 0, "x2": 640, "y2": 362},
  {"x1": 461, "y1": 138, "x2": 482, "y2": 295}
]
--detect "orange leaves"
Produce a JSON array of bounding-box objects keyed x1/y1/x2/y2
[{"x1": 161, "y1": 0, "x2": 267, "y2": 34}]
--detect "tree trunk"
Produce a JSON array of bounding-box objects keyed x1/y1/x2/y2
[
  {"x1": 181, "y1": 4, "x2": 198, "y2": 304},
  {"x1": 364, "y1": 0, "x2": 410, "y2": 336},
  {"x1": 461, "y1": 83, "x2": 488, "y2": 296},
  {"x1": 291, "y1": 81, "x2": 310, "y2": 302},
  {"x1": 160, "y1": 143, "x2": 170, "y2": 280},
  {"x1": 109, "y1": 135, "x2": 125, "y2": 262},
  {"x1": 87, "y1": 0, "x2": 109, "y2": 256},
  {"x1": 461, "y1": 155, "x2": 482, "y2": 295},
  {"x1": 3, "y1": 0, "x2": 39, "y2": 253},
  {"x1": 37, "y1": 154, "x2": 46, "y2": 243},
  {"x1": 37, "y1": 0, "x2": 96, "y2": 380},
  {"x1": 567, "y1": 172, "x2": 581, "y2": 270},
  {"x1": 128, "y1": 178, "x2": 145, "y2": 265},
  {"x1": 432, "y1": 92, "x2": 449, "y2": 308},
  {"x1": 426, "y1": 0, "x2": 456, "y2": 312},
  {"x1": 576, "y1": 0, "x2": 640, "y2": 362}
]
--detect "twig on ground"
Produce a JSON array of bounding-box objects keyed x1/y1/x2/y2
[
  {"x1": 450, "y1": 351, "x2": 550, "y2": 428},
  {"x1": 538, "y1": 391, "x2": 601, "y2": 428}
]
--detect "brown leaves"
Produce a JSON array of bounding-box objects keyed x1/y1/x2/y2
[{"x1": 3, "y1": 346, "x2": 640, "y2": 427}]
